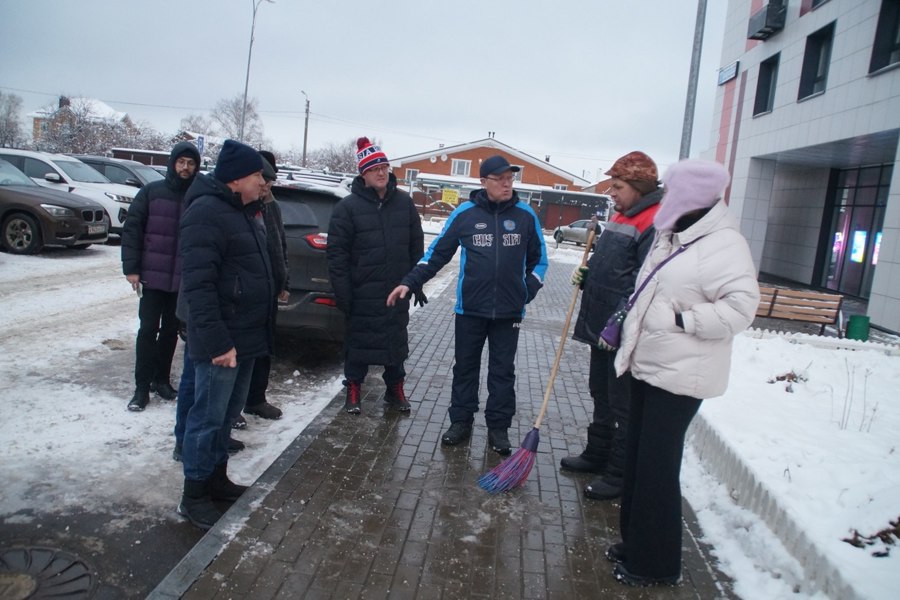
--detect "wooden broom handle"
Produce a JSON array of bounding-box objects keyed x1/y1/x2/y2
[{"x1": 534, "y1": 228, "x2": 596, "y2": 429}]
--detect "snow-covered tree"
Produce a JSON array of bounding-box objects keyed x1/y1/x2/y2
[{"x1": 0, "y1": 92, "x2": 25, "y2": 148}]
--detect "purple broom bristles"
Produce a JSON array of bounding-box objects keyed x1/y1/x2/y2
[{"x1": 478, "y1": 428, "x2": 540, "y2": 493}]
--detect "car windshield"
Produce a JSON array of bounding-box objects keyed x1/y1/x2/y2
[
  {"x1": 133, "y1": 165, "x2": 165, "y2": 183},
  {"x1": 0, "y1": 160, "x2": 37, "y2": 186},
  {"x1": 55, "y1": 160, "x2": 111, "y2": 183}
]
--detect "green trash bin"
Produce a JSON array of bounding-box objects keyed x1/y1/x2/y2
[{"x1": 846, "y1": 315, "x2": 870, "y2": 341}]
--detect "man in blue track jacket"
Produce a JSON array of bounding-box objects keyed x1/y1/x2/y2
[{"x1": 387, "y1": 155, "x2": 548, "y2": 455}]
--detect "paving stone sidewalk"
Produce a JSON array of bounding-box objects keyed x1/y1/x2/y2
[{"x1": 150, "y1": 255, "x2": 734, "y2": 600}]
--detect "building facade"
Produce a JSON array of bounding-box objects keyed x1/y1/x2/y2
[
  {"x1": 706, "y1": 0, "x2": 900, "y2": 331},
  {"x1": 392, "y1": 137, "x2": 609, "y2": 228}
]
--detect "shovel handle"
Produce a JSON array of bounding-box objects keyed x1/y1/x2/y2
[{"x1": 534, "y1": 228, "x2": 596, "y2": 429}]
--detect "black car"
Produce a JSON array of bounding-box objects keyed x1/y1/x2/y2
[
  {"x1": 274, "y1": 179, "x2": 349, "y2": 342},
  {"x1": 71, "y1": 155, "x2": 165, "y2": 188},
  {"x1": 0, "y1": 159, "x2": 108, "y2": 254}
]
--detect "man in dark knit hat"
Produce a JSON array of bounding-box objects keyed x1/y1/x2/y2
[
  {"x1": 176, "y1": 139, "x2": 272, "y2": 529},
  {"x1": 562, "y1": 150, "x2": 663, "y2": 501},
  {"x1": 122, "y1": 141, "x2": 200, "y2": 411},
  {"x1": 326, "y1": 137, "x2": 424, "y2": 415}
]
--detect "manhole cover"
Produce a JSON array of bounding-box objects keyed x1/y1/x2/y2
[{"x1": 0, "y1": 547, "x2": 94, "y2": 599}]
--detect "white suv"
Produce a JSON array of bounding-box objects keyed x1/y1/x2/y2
[{"x1": 0, "y1": 149, "x2": 136, "y2": 234}]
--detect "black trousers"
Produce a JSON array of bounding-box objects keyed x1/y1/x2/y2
[
  {"x1": 134, "y1": 288, "x2": 179, "y2": 388},
  {"x1": 449, "y1": 314, "x2": 520, "y2": 430},
  {"x1": 344, "y1": 361, "x2": 406, "y2": 385},
  {"x1": 619, "y1": 378, "x2": 702, "y2": 579},
  {"x1": 246, "y1": 298, "x2": 278, "y2": 408},
  {"x1": 588, "y1": 345, "x2": 632, "y2": 481}
]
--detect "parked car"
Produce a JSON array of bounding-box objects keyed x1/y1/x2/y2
[
  {"x1": 0, "y1": 159, "x2": 108, "y2": 254},
  {"x1": 274, "y1": 178, "x2": 351, "y2": 342},
  {"x1": 552, "y1": 218, "x2": 605, "y2": 246},
  {"x1": 0, "y1": 149, "x2": 136, "y2": 234},
  {"x1": 70, "y1": 155, "x2": 164, "y2": 188}
]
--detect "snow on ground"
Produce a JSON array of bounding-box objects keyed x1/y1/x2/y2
[{"x1": 2, "y1": 232, "x2": 899, "y2": 599}]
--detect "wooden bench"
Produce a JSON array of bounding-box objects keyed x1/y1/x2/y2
[{"x1": 756, "y1": 286, "x2": 844, "y2": 334}]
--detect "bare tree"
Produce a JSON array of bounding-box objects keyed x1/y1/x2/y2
[
  {"x1": 307, "y1": 137, "x2": 380, "y2": 174},
  {"x1": 179, "y1": 114, "x2": 218, "y2": 137},
  {"x1": 210, "y1": 95, "x2": 265, "y2": 147},
  {"x1": 0, "y1": 92, "x2": 25, "y2": 148}
]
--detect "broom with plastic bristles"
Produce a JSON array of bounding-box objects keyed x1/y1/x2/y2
[{"x1": 479, "y1": 229, "x2": 596, "y2": 493}]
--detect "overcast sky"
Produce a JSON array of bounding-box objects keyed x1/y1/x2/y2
[{"x1": 0, "y1": 0, "x2": 727, "y2": 180}]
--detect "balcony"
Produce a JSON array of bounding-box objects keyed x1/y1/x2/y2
[{"x1": 748, "y1": 3, "x2": 786, "y2": 40}]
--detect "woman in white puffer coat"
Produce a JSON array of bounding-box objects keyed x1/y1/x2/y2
[{"x1": 608, "y1": 159, "x2": 760, "y2": 587}]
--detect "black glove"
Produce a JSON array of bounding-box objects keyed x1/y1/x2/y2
[{"x1": 413, "y1": 290, "x2": 428, "y2": 307}]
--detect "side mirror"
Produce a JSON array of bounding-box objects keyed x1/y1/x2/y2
[
  {"x1": 124, "y1": 178, "x2": 142, "y2": 188},
  {"x1": 44, "y1": 172, "x2": 63, "y2": 183}
]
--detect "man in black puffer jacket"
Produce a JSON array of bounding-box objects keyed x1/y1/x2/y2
[
  {"x1": 176, "y1": 140, "x2": 272, "y2": 530},
  {"x1": 327, "y1": 137, "x2": 424, "y2": 415},
  {"x1": 122, "y1": 141, "x2": 201, "y2": 411}
]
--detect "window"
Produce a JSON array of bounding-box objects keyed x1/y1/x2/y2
[
  {"x1": 553, "y1": 183, "x2": 568, "y2": 190},
  {"x1": 104, "y1": 165, "x2": 131, "y2": 185},
  {"x1": 512, "y1": 165, "x2": 524, "y2": 182},
  {"x1": 406, "y1": 168, "x2": 419, "y2": 184},
  {"x1": 451, "y1": 159, "x2": 470, "y2": 177},
  {"x1": 798, "y1": 22, "x2": 835, "y2": 100},
  {"x1": 23, "y1": 158, "x2": 55, "y2": 179},
  {"x1": 754, "y1": 53, "x2": 780, "y2": 115},
  {"x1": 870, "y1": 0, "x2": 900, "y2": 73}
]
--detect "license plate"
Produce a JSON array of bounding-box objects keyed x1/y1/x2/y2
[{"x1": 88, "y1": 224, "x2": 107, "y2": 235}]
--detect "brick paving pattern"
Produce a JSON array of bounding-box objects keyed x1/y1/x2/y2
[{"x1": 174, "y1": 255, "x2": 734, "y2": 599}]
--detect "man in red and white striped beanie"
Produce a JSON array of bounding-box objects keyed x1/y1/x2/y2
[{"x1": 356, "y1": 137, "x2": 389, "y2": 174}]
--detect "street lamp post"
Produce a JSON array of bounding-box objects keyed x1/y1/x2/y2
[
  {"x1": 301, "y1": 90, "x2": 310, "y2": 168},
  {"x1": 239, "y1": 0, "x2": 274, "y2": 143}
]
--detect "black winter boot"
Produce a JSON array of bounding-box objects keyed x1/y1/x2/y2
[
  {"x1": 384, "y1": 379, "x2": 411, "y2": 412},
  {"x1": 152, "y1": 380, "x2": 177, "y2": 401},
  {"x1": 344, "y1": 380, "x2": 362, "y2": 414},
  {"x1": 584, "y1": 474, "x2": 623, "y2": 500},
  {"x1": 177, "y1": 479, "x2": 222, "y2": 530},
  {"x1": 208, "y1": 462, "x2": 248, "y2": 503},
  {"x1": 128, "y1": 387, "x2": 150, "y2": 412},
  {"x1": 560, "y1": 423, "x2": 609, "y2": 473}
]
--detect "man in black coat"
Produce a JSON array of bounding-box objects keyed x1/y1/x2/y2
[
  {"x1": 121, "y1": 141, "x2": 200, "y2": 411},
  {"x1": 176, "y1": 139, "x2": 272, "y2": 530},
  {"x1": 326, "y1": 137, "x2": 425, "y2": 414}
]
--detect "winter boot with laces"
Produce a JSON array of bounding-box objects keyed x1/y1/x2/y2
[
  {"x1": 177, "y1": 478, "x2": 222, "y2": 530},
  {"x1": 208, "y1": 462, "x2": 248, "y2": 503},
  {"x1": 344, "y1": 380, "x2": 362, "y2": 414},
  {"x1": 384, "y1": 379, "x2": 411, "y2": 412},
  {"x1": 441, "y1": 421, "x2": 473, "y2": 446}
]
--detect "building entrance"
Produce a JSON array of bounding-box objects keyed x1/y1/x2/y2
[{"x1": 820, "y1": 165, "x2": 891, "y2": 298}]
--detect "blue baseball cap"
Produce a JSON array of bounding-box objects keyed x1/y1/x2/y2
[{"x1": 480, "y1": 155, "x2": 521, "y2": 178}]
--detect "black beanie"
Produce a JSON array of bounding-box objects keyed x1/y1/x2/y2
[{"x1": 214, "y1": 139, "x2": 263, "y2": 183}]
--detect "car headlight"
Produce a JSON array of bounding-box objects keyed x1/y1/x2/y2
[
  {"x1": 40, "y1": 203, "x2": 75, "y2": 217},
  {"x1": 105, "y1": 192, "x2": 133, "y2": 204}
]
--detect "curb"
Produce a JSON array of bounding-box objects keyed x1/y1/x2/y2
[{"x1": 688, "y1": 412, "x2": 861, "y2": 600}]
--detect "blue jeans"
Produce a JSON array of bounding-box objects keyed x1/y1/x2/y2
[
  {"x1": 174, "y1": 345, "x2": 195, "y2": 447},
  {"x1": 182, "y1": 358, "x2": 255, "y2": 481}
]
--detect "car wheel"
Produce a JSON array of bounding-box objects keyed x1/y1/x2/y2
[
  {"x1": 554, "y1": 231, "x2": 563, "y2": 244},
  {"x1": 2, "y1": 213, "x2": 43, "y2": 255}
]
